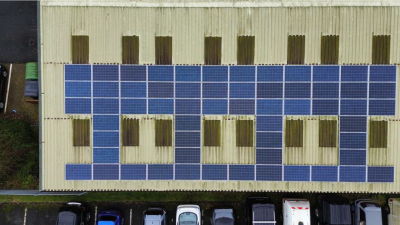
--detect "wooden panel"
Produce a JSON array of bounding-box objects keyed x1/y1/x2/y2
[
  {"x1": 204, "y1": 120, "x2": 221, "y2": 147},
  {"x1": 72, "y1": 35, "x2": 89, "y2": 64},
  {"x1": 319, "y1": 120, "x2": 337, "y2": 147},
  {"x1": 73, "y1": 119, "x2": 90, "y2": 146},
  {"x1": 321, "y1": 35, "x2": 339, "y2": 64},
  {"x1": 155, "y1": 36, "x2": 172, "y2": 65},
  {"x1": 204, "y1": 37, "x2": 222, "y2": 65},
  {"x1": 122, "y1": 118, "x2": 139, "y2": 146},
  {"x1": 122, "y1": 36, "x2": 139, "y2": 64},
  {"x1": 155, "y1": 119, "x2": 172, "y2": 146},
  {"x1": 285, "y1": 120, "x2": 303, "y2": 147},
  {"x1": 372, "y1": 35, "x2": 390, "y2": 64},
  {"x1": 287, "y1": 35, "x2": 305, "y2": 65},
  {"x1": 236, "y1": 120, "x2": 253, "y2": 147},
  {"x1": 237, "y1": 36, "x2": 255, "y2": 65},
  {"x1": 370, "y1": 121, "x2": 388, "y2": 148}
]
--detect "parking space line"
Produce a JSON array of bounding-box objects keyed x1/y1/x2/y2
[
  {"x1": 130, "y1": 208, "x2": 132, "y2": 225},
  {"x1": 4, "y1": 63, "x2": 12, "y2": 113},
  {"x1": 94, "y1": 206, "x2": 97, "y2": 224},
  {"x1": 23, "y1": 207, "x2": 27, "y2": 225}
]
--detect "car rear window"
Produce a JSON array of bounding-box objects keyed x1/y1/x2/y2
[{"x1": 99, "y1": 215, "x2": 117, "y2": 221}]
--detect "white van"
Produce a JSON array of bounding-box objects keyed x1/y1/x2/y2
[
  {"x1": 282, "y1": 198, "x2": 311, "y2": 225},
  {"x1": 176, "y1": 205, "x2": 201, "y2": 225}
]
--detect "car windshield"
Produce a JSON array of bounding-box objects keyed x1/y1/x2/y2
[
  {"x1": 99, "y1": 215, "x2": 117, "y2": 221},
  {"x1": 179, "y1": 212, "x2": 197, "y2": 225}
]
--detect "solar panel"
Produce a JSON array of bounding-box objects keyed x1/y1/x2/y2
[
  {"x1": 230, "y1": 83, "x2": 255, "y2": 98},
  {"x1": 339, "y1": 133, "x2": 366, "y2": 149},
  {"x1": 284, "y1": 100, "x2": 310, "y2": 115},
  {"x1": 257, "y1": 100, "x2": 282, "y2": 115},
  {"x1": 65, "y1": 98, "x2": 91, "y2": 114},
  {"x1": 256, "y1": 165, "x2": 282, "y2": 181},
  {"x1": 121, "y1": 99, "x2": 146, "y2": 114},
  {"x1": 341, "y1": 66, "x2": 368, "y2": 82},
  {"x1": 148, "y1": 99, "x2": 174, "y2": 114},
  {"x1": 312, "y1": 83, "x2": 339, "y2": 99},
  {"x1": 65, "y1": 65, "x2": 91, "y2": 81},
  {"x1": 256, "y1": 132, "x2": 282, "y2": 148},
  {"x1": 175, "y1": 132, "x2": 201, "y2": 147},
  {"x1": 340, "y1": 116, "x2": 367, "y2": 132},
  {"x1": 229, "y1": 165, "x2": 255, "y2": 180},
  {"x1": 148, "y1": 164, "x2": 173, "y2": 180},
  {"x1": 311, "y1": 166, "x2": 338, "y2": 182},
  {"x1": 93, "y1": 131, "x2": 119, "y2": 147},
  {"x1": 93, "y1": 82, "x2": 119, "y2": 98},
  {"x1": 340, "y1": 150, "x2": 366, "y2": 165},
  {"x1": 93, "y1": 148, "x2": 119, "y2": 163},
  {"x1": 148, "y1": 83, "x2": 174, "y2": 98},
  {"x1": 148, "y1": 66, "x2": 173, "y2": 81},
  {"x1": 93, "y1": 65, "x2": 119, "y2": 81},
  {"x1": 202, "y1": 99, "x2": 228, "y2": 114},
  {"x1": 367, "y1": 166, "x2": 394, "y2": 182},
  {"x1": 175, "y1": 115, "x2": 201, "y2": 131},
  {"x1": 339, "y1": 166, "x2": 366, "y2": 182},
  {"x1": 121, "y1": 82, "x2": 146, "y2": 98},
  {"x1": 175, "y1": 99, "x2": 201, "y2": 114},
  {"x1": 285, "y1": 83, "x2": 311, "y2": 98},
  {"x1": 312, "y1": 100, "x2": 339, "y2": 115},
  {"x1": 93, "y1": 164, "x2": 119, "y2": 180},
  {"x1": 65, "y1": 82, "x2": 91, "y2": 97},
  {"x1": 284, "y1": 166, "x2": 310, "y2": 181},
  {"x1": 121, "y1": 164, "x2": 146, "y2": 180},
  {"x1": 285, "y1": 66, "x2": 311, "y2": 82},
  {"x1": 229, "y1": 99, "x2": 255, "y2": 115},
  {"x1": 175, "y1": 164, "x2": 200, "y2": 180},
  {"x1": 230, "y1": 66, "x2": 255, "y2": 82},
  {"x1": 175, "y1": 83, "x2": 201, "y2": 98},
  {"x1": 257, "y1": 66, "x2": 283, "y2": 82},
  {"x1": 202, "y1": 165, "x2": 227, "y2": 180},
  {"x1": 256, "y1": 116, "x2": 282, "y2": 132},
  {"x1": 340, "y1": 100, "x2": 367, "y2": 115},
  {"x1": 369, "y1": 100, "x2": 396, "y2": 116},
  {"x1": 93, "y1": 99, "x2": 119, "y2": 114},
  {"x1": 369, "y1": 83, "x2": 396, "y2": 99},
  {"x1": 66, "y1": 164, "x2": 92, "y2": 180},
  {"x1": 340, "y1": 83, "x2": 368, "y2": 98},
  {"x1": 93, "y1": 115, "x2": 119, "y2": 131},
  {"x1": 120, "y1": 65, "x2": 146, "y2": 81},
  {"x1": 369, "y1": 66, "x2": 396, "y2": 82},
  {"x1": 175, "y1": 66, "x2": 201, "y2": 82},
  {"x1": 175, "y1": 148, "x2": 201, "y2": 163},
  {"x1": 202, "y1": 83, "x2": 228, "y2": 98},
  {"x1": 202, "y1": 66, "x2": 228, "y2": 82},
  {"x1": 256, "y1": 149, "x2": 282, "y2": 164},
  {"x1": 257, "y1": 83, "x2": 283, "y2": 98},
  {"x1": 313, "y1": 66, "x2": 339, "y2": 82}
]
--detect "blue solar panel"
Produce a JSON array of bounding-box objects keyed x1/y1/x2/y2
[
  {"x1": 370, "y1": 66, "x2": 396, "y2": 82},
  {"x1": 369, "y1": 83, "x2": 396, "y2": 99},
  {"x1": 93, "y1": 115, "x2": 119, "y2": 131},
  {"x1": 175, "y1": 83, "x2": 201, "y2": 98},
  {"x1": 93, "y1": 131, "x2": 119, "y2": 147},
  {"x1": 121, "y1": 65, "x2": 146, "y2": 81},
  {"x1": 93, "y1": 82, "x2": 119, "y2": 98},
  {"x1": 257, "y1": 83, "x2": 283, "y2": 98},
  {"x1": 313, "y1": 66, "x2": 339, "y2": 82},
  {"x1": 121, "y1": 82, "x2": 146, "y2": 98},
  {"x1": 93, "y1": 148, "x2": 119, "y2": 163},
  {"x1": 93, "y1": 99, "x2": 119, "y2": 114},
  {"x1": 121, "y1": 99, "x2": 146, "y2": 114},
  {"x1": 175, "y1": 148, "x2": 201, "y2": 163},
  {"x1": 256, "y1": 132, "x2": 282, "y2": 148},
  {"x1": 284, "y1": 100, "x2": 310, "y2": 115},
  {"x1": 175, "y1": 99, "x2": 201, "y2": 114},
  {"x1": 175, "y1": 116, "x2": 201, "y2": 131},
  {"x1": 202, "y1": 99, "x2": 228, "y2": 114},
  {"x1": 230, "y1": 83, "x2": 255, "y2": 98},
  {"x1": 148, "y1": 83, "x2": 174, "y2": 98},
  {"x1": 313, "y1": 83, "x2": 339, "y2": 99},
  {"x1": 285, "y1": 83, "x2": 311, "y2": 98},
  {"x1": 341, "y1": 66, "x2": 368, "y2": 82},
  {"x1": 229, "y1": 99, "x2": 255, "y2": 115},
  {"x1": 65, "y1": 82, "x2": 91, "y2": 97},
  {"x1": 312, "y1": 100, "x2": 339, "y2": 115},
  {"x1": 93, "y1": 65, "x2": 119, "y2": 81},
  {"x1": 175, "y1": 132, "x2": 201, "y2": 147},
  {"x1": 340, "y1": 150, "x2": 366, "y2": 165},
  {"x1": 339, "y1": 166, "x2": 366, "y2": 182},
  {"x1": 369, "y1": 100, "x2": 396, "y2": 116},
  {"x1": 256, "y1": 149, "x2": 282, "y2": 164},
  {"x1": 175, "y1": 164, "x2": 200, "y2": 180},
  {"x1": 148, "y1": 66, "x2": 173, "y2": 81},
  {"x1": 340, "y1": 100, "x2": 367, "y2": 115},
  {"x1": 66, "y1": 164, "x2": 92, "y2": 180},
  {"x1": 284, "y1": 166, "x2": 310, "y2": 181},
  {"x1": 257, "y1": 100, "x2": 282, "y2": 115},
  {"x1": 121, "y1": 164, "x2": 146, "y2": 180},
  {"x1": 202, "y1": 83, "x2": 228, "y2": 98},
  {"x1": 340, "y1": 116, "x2": 367, "y2": 132},
  {"x1": 65, "y1": 65, "x2": 91, "y2": 81},
  {"x1": 229, "y1": 165, "x2": 254, "y2": 180},
  {"x1": 148, "y1": 99, "x2": 173, "y2": 114},
  {"x1": 256, "y1": 165, "x2": 282, "y2": 181},
  {"x1": 368, "y1": 166, "x2": 394, "y2": 182},
  {"x1": 285, "y1": 66, "x2": 311, "y2": 82},
  {"x1": 65, "y1": 98, "x2": 91, "y2": 114},
  {"x1": 340, "y1": 133, "x2": 366, "y2": 149},
  {"x1": 230, "y1": 66, "x2": 255, "y2": 82},
  {"x1": 341, "y1": 83, "x2": 368, "y2": 98},
  {"x1": 256, "y1": 116, "x2": 282, "y2": 132},
  {"x1": 175, "y1": 66, "x2": 201, "y2": 81},
  {"x1": 202, "y1": 66, "x2": 228, "y2": 82},
  {"x1": 93, "y1": 164, "x2": 119, "y2": 180},
  {"x1": 311, "y1": 166, "x2": 338, "y2": 182},
  {"x1": 202, "y1": 165, "x2": 227, "y2": 180},
  {"x1": 257, "y1": 66, "x2": 283, "y2": 82},
  {"x1": 148, "y1": 164, "x2": 173, "y2": 180}
]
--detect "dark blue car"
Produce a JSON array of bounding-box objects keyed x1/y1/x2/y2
[{"x1": 97, "y1": 210, "x2": 124, "y2": 225}]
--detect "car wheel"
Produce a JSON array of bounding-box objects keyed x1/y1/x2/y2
[
  {"x1": 315, "y1": 208, "x2": 320, "y2": 218},
  {"x1": 85, "y1": 212, "x2": 91, "y2": 222},
  {"x1": 3, "y1": 70, "x2": 7, "y2": 78},
  {"x1": 0, "y1": 102, "x2": 4, "y2": 109}
]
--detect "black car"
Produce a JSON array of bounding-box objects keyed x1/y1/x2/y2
[
  {"x1": 0, "y1": 65, "x2": 8, "y2": 110},
  {"x1": 315, "y1": 195, "x2": 352, "y2": 225},
  {"x1": 56, "y1": 202, "x2": 90, "y2": 225},
  {"x1": 246, "y1": 197, "x2": 277, "y2": 225}
]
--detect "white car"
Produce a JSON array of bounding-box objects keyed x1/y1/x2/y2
[
  {"x1": 176, "y1": 205, "x2": 201, "y2": 225},
  {"x1": 282, "y1": 198, "x2": 310, "y2": 225}
]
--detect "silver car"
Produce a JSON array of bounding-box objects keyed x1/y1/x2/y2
[
  {"x1": 353, "y1": 199, "x2": 383, "y2": 225},
  {"x1": 211, "y1": 209, "x2": 234, "y2": 225},
  {"x1": 143, "y1": 208, "x2": 167, "y2": 225}
]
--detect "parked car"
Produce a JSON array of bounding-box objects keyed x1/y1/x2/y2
[
  {"x1": 56, "y1": 202, "x2": 90, "y2": 225},
  {"x1": 211, "y1": 208, "x2": 234, "y2": 225},
  {"x1": 283, "y1": 198, "x2": 310, "y2": 225},
  {"x1": 176, "y1": 205, "x2": 201, "y2": 225},
  {"x1": 0, "y1": 64, "x2": 8, "y2": 110},
  {"x1": 97, "y1": 210, "x2": 124, "y2": 225},
  {"x1": 315, "y1": 195, "x2": 351, "y2": 225},
  {"x1": 246, "y1": 197, "x2": 276, "y2": 225},
  {"x1": 353, "y1": 199, "x2": 383, "y2": 225},
  {"x1": 143, "y1": 207, "x2": 167, "y2": 225}
]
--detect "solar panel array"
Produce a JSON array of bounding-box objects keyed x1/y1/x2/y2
[{"x1": 64, "y1": 65, "x2": 396, "y2": 183}]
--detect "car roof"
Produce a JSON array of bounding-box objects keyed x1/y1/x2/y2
[
  {"x1": 252, "y1": 204, "x2": 275, "y2": 222},
  {"x1": 57, "y1": 211, "x2": 77, "y2": 225}
]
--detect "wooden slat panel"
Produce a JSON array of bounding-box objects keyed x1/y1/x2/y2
[
  {"x1": 204, "y1": 37, "x2": 222, "y2": 65},
  {"x1": 72, "y1": 35, "x2": 89, "y2": 64},
  {"x1": 370, "y1": 121, "x2": 388, "y2": 148},
  {"x1": 285, "y1": 120, "x2": 303, "y2": 147},
  {"x1": 155, "y1": 119, "x2": 172, "y2": 146},
  {"x1": 155, "y1": 36, "x2": 172, "y2": 65},
  {"x1": 372, "y1": 35, "x2": 391, "y2": 64},
  {"x1": 319, "y1": 120, "x2": 337, "y2": 147},
  {"x1": 287, "y1": 35, "x2": 305, "y2": 65},
  {"x1": 321, "y1": 35, "x2": 339, "y2": 64},
  {"x1": 73, "y1": 119, "x2": 90, "y2": 146},
  {"x1": 204, "y1": 120, "x2": 221, "y2": 147},
  {"x1": 236, "y1": 120, "x2": 253, "y2": 147},
  {"x1": 122, "y1": 36, "x2": 139, "y2": 64},
  {"x1": 237, "y1": 36, "x2": 255, "y2": 65},
  {"x1": 122, "y1": 118, "x2": 139, "y2": 146}
]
